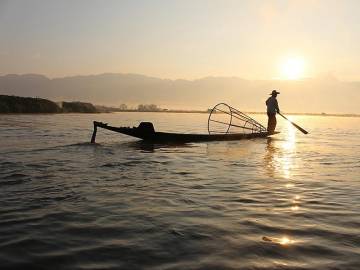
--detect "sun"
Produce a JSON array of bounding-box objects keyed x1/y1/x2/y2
[{"x1": 279, "y1": 56, "x2": 305, "y2": 80}]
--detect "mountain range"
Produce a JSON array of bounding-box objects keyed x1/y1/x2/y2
[{"x1": 0, "y1": 73, "x2": 359, "y2": 114}]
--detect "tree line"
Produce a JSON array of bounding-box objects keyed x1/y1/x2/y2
[
  {"x1": 0, "y1": 95, "x2": 97, "y2": 113},
  {"x1": 0, "y1": 95, "x2": 165, "y2": 114},
  {"x1": 116, "y1": 103, "x2": 163, "y2": 112}
]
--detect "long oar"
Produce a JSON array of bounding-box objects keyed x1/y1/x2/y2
[{"x1": 278, "y1": 113, "x2": 308, "y2": 134}]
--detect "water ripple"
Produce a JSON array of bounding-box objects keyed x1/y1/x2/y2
[{"x1": 1, "y1": 113, "x2": 360, "y2": 269}]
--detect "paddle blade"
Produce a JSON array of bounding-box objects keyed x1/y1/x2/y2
[
  {"x1": 279, "y1": 113, "x2": 308, "y2": 134},
  {"x1": 291, "y1": 122, "x2": 308, "y2": 134}
]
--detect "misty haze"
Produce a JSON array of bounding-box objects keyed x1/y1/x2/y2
[
  {"x1": 1, "y1": 1, "x2": 360, "y2": 270},
  {"x1": 1, "y1": 73, "x2": 359, "y2": 114}
]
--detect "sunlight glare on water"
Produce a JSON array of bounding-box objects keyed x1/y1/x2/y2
[{"x1": 0, "y1": 112, "x2": 360, "y2": 269}]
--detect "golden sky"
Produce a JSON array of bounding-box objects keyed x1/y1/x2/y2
[{"x1": 0, "y1": 0, "x2": 359, "y2": 81}]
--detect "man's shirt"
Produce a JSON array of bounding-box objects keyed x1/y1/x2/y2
[{"x1": 266, "y1": 96, "x2": 279, "y2": 114}]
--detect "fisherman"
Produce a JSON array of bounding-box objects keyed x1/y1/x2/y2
[{"x1": 266, "y1": 90, "x2": 280, "y2": 134}]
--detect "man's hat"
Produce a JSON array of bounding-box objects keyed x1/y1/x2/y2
[{"x1": 270, "y1": 90, "x2": 280, "y2": 95}]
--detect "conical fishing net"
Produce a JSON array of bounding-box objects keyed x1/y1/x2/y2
[{"x1": 208, "y1": 103, "x2": 267, "y2": 135}]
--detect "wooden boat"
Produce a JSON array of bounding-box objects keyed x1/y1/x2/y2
[
  {"x1": 90, "y1": 103, "x2": 278, "y2": 143},
  {"x1": 90, "y1": 121, "x2": 277, "y2": 143}
]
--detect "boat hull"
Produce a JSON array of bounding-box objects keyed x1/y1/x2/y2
[{"x1": 91, "y1": 121, "x2": 277, "y2": 143}]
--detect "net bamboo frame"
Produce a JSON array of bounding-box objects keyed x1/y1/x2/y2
[{"x1": 207, "y1": 103, "x2": 267, "y2": 135}]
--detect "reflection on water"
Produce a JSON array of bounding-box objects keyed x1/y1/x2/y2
[
  {"x1": 205, "y1": 141, "x2": 251, "y2": 159},
  {"x1": 279, "y1": 236, "x2": 295, "y2": 246},
  {"x1": 263, "y1": 126, "x2": 303, "y2": 251},
  {"x1": 264, "y1": 138, "x2": 277, "y2": 178},
  {"x1": 262, "y1": 235, "x2": 295, "y2": 246},
  {"x1": 264, "y1": 123, "x2": 297, "y2": 179},
  {"x1": 282, "y1": 122, "x2": 297, "y2": 151},
  {"x1": 1, "y1": 113, "x2": 360, "y2": 270},
  {"x1": 115, "y1": 140, "x2": 197, "y2": 152}
]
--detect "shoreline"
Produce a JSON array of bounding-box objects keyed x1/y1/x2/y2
[{"x1": 1, "y1": 110, "x2": 359, "y2": 118}]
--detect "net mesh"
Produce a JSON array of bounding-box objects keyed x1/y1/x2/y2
[{"x1": 207, "y1": 103, "x2": 267, "y2": 135}]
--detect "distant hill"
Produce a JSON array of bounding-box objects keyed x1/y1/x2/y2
[{"x1": 0, "y1": 73, "x2": 359, "y2": 114}]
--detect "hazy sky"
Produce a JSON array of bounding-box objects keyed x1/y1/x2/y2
[{"x1": 1, "y1": 0, "x2": 359, "y2": 80}]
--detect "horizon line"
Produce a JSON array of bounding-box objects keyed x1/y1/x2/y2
[
  {"x1": 0, "y1": 72, "x2": 353, "y2": 83},
  {"x1": 1, "y1": 93, "x2": 359, "y2": 118}
]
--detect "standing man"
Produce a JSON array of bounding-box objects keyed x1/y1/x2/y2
[{"x1": 266, "y1": 90, "x2": 280, "y2": 134}]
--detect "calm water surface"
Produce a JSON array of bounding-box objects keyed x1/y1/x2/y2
[{"x1": 1, "y1": 112, "x2": 360, "y2": 270}]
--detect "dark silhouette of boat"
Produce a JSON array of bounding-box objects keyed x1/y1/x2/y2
[
  {"x1": 90, "y1": 103, "x2": 278, "y2": 143},
  {"x1": 90, "y1": 121, "x2": 277, "y2": 143}
]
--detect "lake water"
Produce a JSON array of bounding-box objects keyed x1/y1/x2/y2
[{"x1": 1, "y1": 112, "x2": 360, "y2": 270}]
